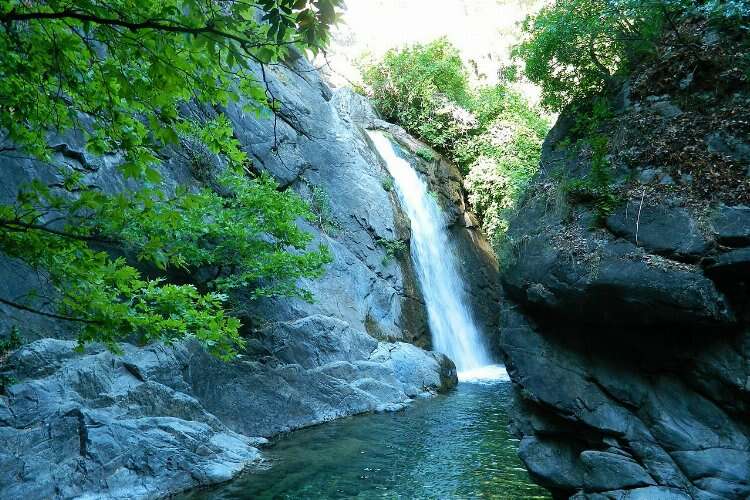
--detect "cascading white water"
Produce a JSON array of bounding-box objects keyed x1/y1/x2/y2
[{"x1": 369, "y1": 131, "x2": 505, "y2": 383}]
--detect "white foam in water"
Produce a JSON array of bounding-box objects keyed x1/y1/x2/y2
[
  {"x1": 369, "y1": 131, "x2": 500, "y2": 381},
  {"x1": 458, "y1": 364, "x2": 510, "y2": 384}
]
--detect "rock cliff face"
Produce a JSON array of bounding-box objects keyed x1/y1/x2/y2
[
  {"x1": 0, "y1": 56, "x2": 499, "y2": 499},
  {"x1": 499, "y1": 24, "x2": 750, "y2": 499}
]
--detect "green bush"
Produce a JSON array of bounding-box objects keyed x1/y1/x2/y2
[
  {"x1": 378, "y1": 238, "x2": 408, "y2": 264},
  {"x1": 362, "y1": 40, "x2": 549, "y2": 251},
  {"x1": 0, "y1": 326, "x2": 21, "y2": 356},
  {"x1": 310, "y1": 185, "x2": 340, "y2": 235},
  {"x1": 514, "y1": 0, "x2": 673, "y2": 111},
  {"x1": 556, "y1": 97, "x2": 619, "y2": 223},
  {"x1": 0, "y1": 326, "x2": 22, "y2": 393},
  {"x1": 563, "y1": 135, "x2": 619, "y2": 223},
  {"x1": 415, "y1": 147, "x2": 436, "y2": 162},
  {"x1": 361, "y1": 38, "x2": 473, "y2": 151}
]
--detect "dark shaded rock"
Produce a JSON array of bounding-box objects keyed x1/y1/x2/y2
[
  {"x1": 499, "y1": 95, "x2": 750, "y2": 500},
  {"x1": 670, "y1": 448, "x2": 750, "y2": 498},
  {"x1": 519, "y1": 436, "x2": 585, "y2": 493},
  {"x1": 571, "y1": 486, "x2": 692, "y2": 499},
  {"x1": 581, "y1": 451, "x2": 655, "y2": 492},
  {"x1": 606, "y1": 204, "x2": 711, "y2": 259},
  {"x1": 704, "y1": 247, "x2": 750, "y2": 280},
  {"x1": 449, "y1": 223, "x2": 502, "y2": 353},
  {"x1": 502, "y1": 232, "x2": 733, "y2": 328},
  {"x1": 711, "y1": 205, "x2": 750, "y2": 247},
  {"x1": 707, "y1": 133, "x2": 750, "y2": 164},
  {"x1": 501, "y1": 305, "x2": 750, "y2": 499}
]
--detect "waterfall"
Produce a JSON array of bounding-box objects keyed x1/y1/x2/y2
[{"x1": 369, "y1": 131, "x2": 505, "y2": 383}]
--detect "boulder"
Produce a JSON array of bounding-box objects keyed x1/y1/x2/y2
[
  {"x1": 580, "y1": 451, "x2": 655, "y2": 492},
  {"x1": 502, "y1": 233, "x2": 733, "y2": 328},
  {"x1": 0, "y1": 340, "x2": 261, "y2": 500},
  {"x1": 710, "y1": 205, "x2": 750, "y2": 247}
]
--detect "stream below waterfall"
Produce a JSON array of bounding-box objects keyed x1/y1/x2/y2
[{"x1": 182, "y1": 377, "x2": 548, "y2": 499}]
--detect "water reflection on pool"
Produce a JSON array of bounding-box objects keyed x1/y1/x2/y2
[{"x1": 183, "y1": 380, "x2": 549, "y2": 499}]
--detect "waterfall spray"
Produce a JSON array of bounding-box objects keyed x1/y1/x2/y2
[{"x1": 369, "y1": 131, "x2": 505, "y2": 382}]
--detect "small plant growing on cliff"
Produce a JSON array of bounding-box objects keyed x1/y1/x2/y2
[
  {"x1": 0, "y1": 326, "x2": 21, "y2": 356},
  {"x1": 563, "y1": 135, "x2": 619, "y2": 223},
  {"x1": 310, "y1": 185, "x2": 341, "y2": 235},
  {"x1": 382, "y1": 177, "x2": 394, "y2": 192},
  {"x1": 559, "y1": 97, "x2": 619, "y2": 223},
  {"x1": 378, "y1": 238, "x2": 408, "y2": 265},
  {"x1": 416, "y1": 147, "x2": 436, "y2": 162},
  {"x1": 0, "y1": 326, "x2": 21, "y2": 394}
]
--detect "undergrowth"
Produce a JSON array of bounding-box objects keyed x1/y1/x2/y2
[
  {"x1": 560, "y1": 98, "x2": 620, "y2": 223},
  {"x1": 361, "y1": 40, "x2": 549, "y2": 251},
  {"x1": 378, "y1": 238, "x2": 408, "y2": 265}
]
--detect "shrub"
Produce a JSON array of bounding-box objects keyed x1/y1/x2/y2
[
  {"x1": 310, "y1": 185, "x2": 340, "y2": 235},
  {"x1": 0, "y1": 326, "x2": 21, "y2": 356},
  {"x1": 361, "y1": 38, "x2": 472, "y2": 151},
  {"x1": 416, "y1": 147, "x2": 436, "y2": 162},
  {"x1": 362, "y1": 39, "x2": 549, "y2": 251},
  {"x1": 514, "y1": 0, "x2": 674, "y2": 111},
  {"x1": 0, "y1": 326, "x2": 22, "y2": 394},
  {"x1": 563, "y1": 136, "x2": 619, "y2": 223},
  {"x1": 559, "y1": 97, "x2": 619, "y2": 223},
  {"x1": 378, "y1": 238, "x2": 408, "y2": 264}
]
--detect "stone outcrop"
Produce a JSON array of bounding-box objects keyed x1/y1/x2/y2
[
  {"x1": 499, "y1": 88, "x2": 750, "y2": 498},
  {"x1": 0, "y1": 53, "x2": 506, "y2": 498}
]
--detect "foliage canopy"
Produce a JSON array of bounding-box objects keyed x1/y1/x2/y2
[
  {"x1": 514, "y1": 0, "x2": 750, "y2": 111},
  {"x1": 361, "y1": 39, "x2": 549, "y2": 250},
  {"x1": 513, "y1": 0, "x2": 670, "y2": 111},
  {"x1": 0, "y1": 0, "x2": 340, "y2": 357},
  {"x1": 362, "y1": 38, "x2": 473, "y2": 151}
]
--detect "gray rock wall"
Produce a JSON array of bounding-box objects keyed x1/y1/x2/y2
[
  {"x1": 0, "y1": 54, "x2": 506, "y2": 499},
  {"x1": 499, "y1": 101, "x2": 750, "y2": 499}
]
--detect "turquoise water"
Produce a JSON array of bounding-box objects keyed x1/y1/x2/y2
[{"x1": 183, "y1": 381, "x2": 549, "y2": 499}]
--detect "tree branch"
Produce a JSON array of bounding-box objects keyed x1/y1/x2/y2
[
  {"x1": 589, "y1": 35, "x2": 612, "y2": 79},
  {"x1": 0, "y1": 9, "x2": 293, "y2": 50},
  {"x1": 0, "y1": 219, "x2": 115, "y2": 244},
  {"x1": 0, "y1": 296, "x2": 101, "y2": 324}
]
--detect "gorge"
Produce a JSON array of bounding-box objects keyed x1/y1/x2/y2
[{"x1": 1, "y1": 1, "x2": 749, "y2": 499}]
